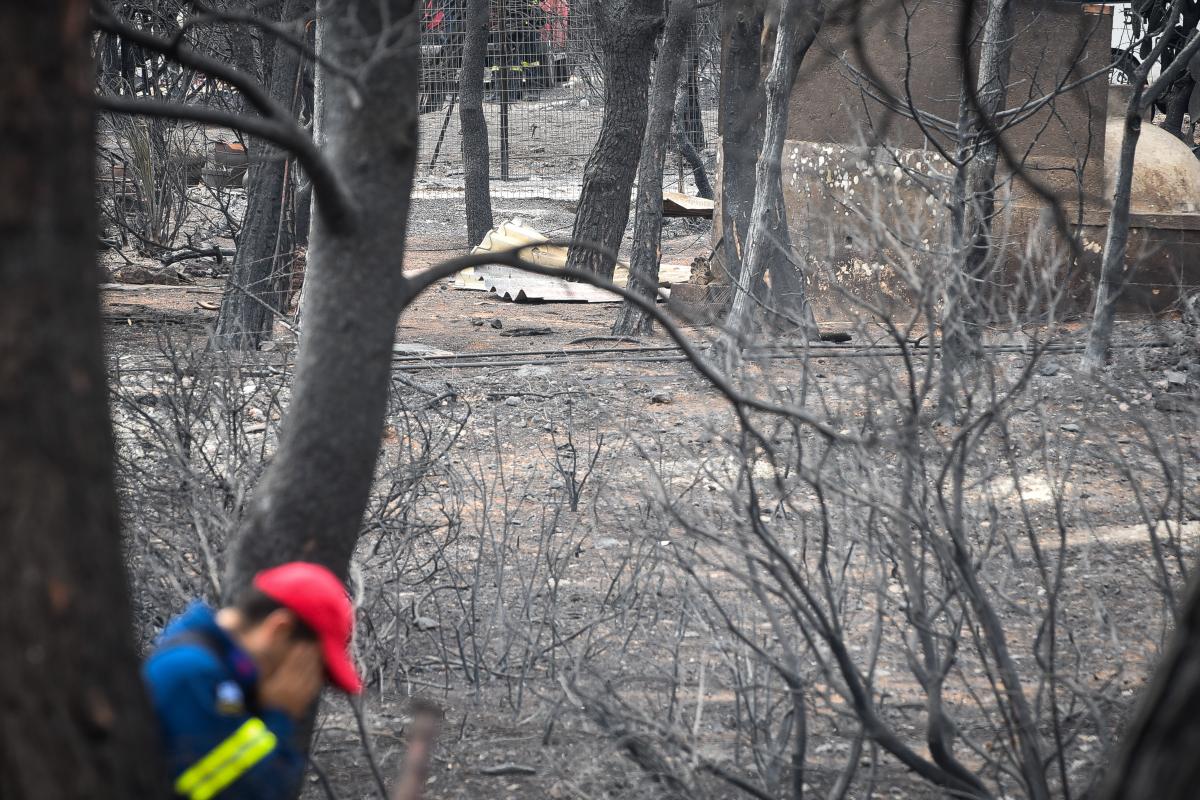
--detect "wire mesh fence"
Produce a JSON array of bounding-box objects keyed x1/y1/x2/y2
[{"x1": 416, "y1": 0, "x2": 720, "y2": 199}]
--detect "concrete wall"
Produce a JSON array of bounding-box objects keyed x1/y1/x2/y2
[
  {"x1": 710, "y1": 1, "x2": 1200, "y2": 317},
  {"x1": 786, "y1": 0, "x2": 1112, "y2": 202},
  {"x1": 774, "y1": 139, "x2": 1198, "y2": 318}
]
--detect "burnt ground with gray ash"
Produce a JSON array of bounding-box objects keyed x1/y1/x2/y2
[{"x1": 101, "y1": 199, "x2": 1200, "y2": 800}]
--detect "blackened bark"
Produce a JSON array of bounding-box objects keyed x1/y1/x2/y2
[
  {"x1": 762, "y1": 189, "x2": 812, "y2": 332},
  {"x1": 295, "y1": 28, "x2": 316, "y2": 247},
  {"x1": 959, "y1": 0, "x2": 1014, "y2": 288},
  {"x1": 1157, "y1": 5, "x2": 1200, "y2": 137},
  {"x1": 227, "y1": 0, "x2": 420, "y2": 594},
  {"x1": 721, "y1": 0, "x2": 824, "y2": 346},
  {"x1": 295, "y1": 180, "x2": 313, "y2": 246},
  {"x1": 460, "y1": 0, "x2": 494, "y2": 248},
  {"x1": 213, "y1": 0, "x2": 304, "y2": 350},
  {"x1": 227, "y1": 24, "x2": 261, "y2": 116},
  {"x1": 121, "y1": 36, "x2": 137, "y2": 93},
  {"x1": 613, "y1": 0, "x2": 698, "y2": 335},
  {"x1": 1083, "y1": 93, "x2": 1142, "y2": 370},
  {"x1": 563, "y1": 0, "x2": 663, "y2": 279},
  {"x1": 1085, "y1": 18, "x2": 1200, "y2": 369},
  {"x1": 98, "y1": 32, "x2": 125, "y2": 94},
  {"x1": 938, "y1": 0, "x2": 1014, "y2": 418},
  {"x1": 1162, "y1": 75, "x2": 1194, "y2": 138},
  {"x1": 674, "y1": 86, "x2": 713, "y2": 199},
  {"x1": 717, "y1": 0, "x2": 766, "y2": 285},
  {"x1": 676, "y1": 126, "x2": 714, "y2": 199},
  {"x1": 0, "y1": 3, "x2": 165, "y2": 796},
  {"x1": 1098, "y1": 571, "x2": 1200, "y2": 800},
  {"x1": 297, "y1": 12, "x2": 326, "y2": 325}
]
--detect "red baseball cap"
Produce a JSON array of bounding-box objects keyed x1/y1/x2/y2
[{"x1": 253, "y1": 562, "x2": 362, "y2": 694}]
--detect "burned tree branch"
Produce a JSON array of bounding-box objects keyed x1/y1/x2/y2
[
  {"x1": 173, "y1": 0, "x2": 362, "y2": 91},
  {"x1": 94, "y1": 95, "x2": 353, "y2": 235},
  {"x1": 91, "y1": 3, "x2": 354, "y2": 234}
]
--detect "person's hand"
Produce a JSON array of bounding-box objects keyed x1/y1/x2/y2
[{"x1": 258, "y1": 642, "x2": 324, "y2": 719}]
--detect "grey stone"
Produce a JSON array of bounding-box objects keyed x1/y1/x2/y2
[
  {"x1": 515, "y1": 364, "x2": 553, "y2": 378},
  {"x1": 1155, "y1": 393, "x2": 1195, "y2": 413}
]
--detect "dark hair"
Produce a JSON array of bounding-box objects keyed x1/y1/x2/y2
[{"x1": 232, "y1": 587, "x2": 318, "y2": 641}]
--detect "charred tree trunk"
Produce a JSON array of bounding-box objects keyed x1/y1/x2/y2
[
  {"x1": 98, "y1": 32, "x2": 125, "y2": 94},
  {"x1": 1085, "y1": 28, "x2": 1200, "y2": 370},
  {"x1": 720, "y1": 0, "x2": 824, "y2": 348},
  {"x1": 1083, "y1": 89, "x2": 1143, "y2": 371},
  {"x1": 0, "y1": 2, "x2": 165, "y2": 796},
  {"x1": 295, "y1": 25, "x2": 317, "y2": 247},
  {"x1": 227, "y1": 24, "x2": 262, "y2": 116},
  {"x1": 675, "y1": 118, "x2": 713, "y2": 199},
  {"x1": 938, "y1": 0, "x2": 1014, "y2": 419},
  {"x1": 297, "y1": 12, "x2": 326, "y2": 326},
  {"x1": 226, "y1": 0, "x2": 420, "y2": 594},
  {"x1": 613, "y1": 0, "x2": 698, "y2": 335},
  {"x1": 1157, "y1": 5, "x2": 1200, "y2": 139},
  {"x1": 717, "y1": 0, "x2": 766, "y2": 285},
  {"x1": 213, "y1": 0, "x2": 304, "y2": 351},
  {"x1": 562, "y1": 0, "x2": 663, "y2": 279},
  {"x1": 460, "y1": 0, "x2": 494, "y2": 248},
  {"x1": 1098, "y1": 569, "x2": 1200, "y2": 800},
  {"x1": 1161, "y1": 74, "x2": 1194, "y2": 138},
  {"x1": 121, "y1": 36, "x2": 137, "y2": 93}
]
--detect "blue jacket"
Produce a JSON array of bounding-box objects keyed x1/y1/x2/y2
[{"x1": 143, "y1": 602, "x2": 304, "y2": 800}]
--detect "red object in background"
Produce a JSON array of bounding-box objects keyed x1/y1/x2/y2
[
  {"x1": 423, "y1": 3, "x2": 445, "y2": 32},
  {"x1": 422, "y1": 0, "x2": 569, "y2": 44},
  {"x1": 541, "y1": 0, "x2": 568, "y2": 45},
  {"x1": 254, "y1": 562, "x2": 362, "y2": 695}
]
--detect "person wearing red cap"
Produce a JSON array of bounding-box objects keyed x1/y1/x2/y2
[{"x1": 143, "y1": 562, "x2": 361, "y2": 800}]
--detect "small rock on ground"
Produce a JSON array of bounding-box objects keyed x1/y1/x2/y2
[
  {"x1": 1154, "y1": 393, "x2": 1195, "y2": 413},
  {"x1": 515, "y1": 364, "x2": 553, "y2": 378}
]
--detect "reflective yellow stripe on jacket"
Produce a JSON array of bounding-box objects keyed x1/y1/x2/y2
[{"x1": 175, "y1": 717, "x2": 278, "y2": 800}]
